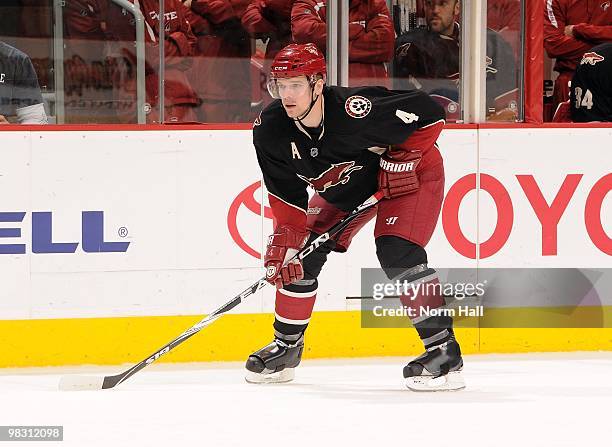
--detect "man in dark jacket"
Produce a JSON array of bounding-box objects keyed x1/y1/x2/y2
[{"x1": 394, "y1": 0, "x2": 517, "y2": 121}]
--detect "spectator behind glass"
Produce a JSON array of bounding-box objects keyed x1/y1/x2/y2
[
  {"x1": 394, "y1": 0, "x2": 517, "y2": 121},
  {"x1": 0, "y1": 1, "x2": 20, "y2": 38},
  {"x1": 186, "y1": 0, "x2": 253, "y2": 123},
  {"x1": 63, "y1": 0, "x2": 120, "y2": 123},
  {"x1": 103, "y1": 0, "x2": 199, "y2": 124},
  {"x1": 242, "y1": 0, "x2": 294, "y2": 106},
  {"x1": 487, "y1": 0, "x2": 521, "y2": 58},
  {"x1": 0, "y1": 40, "x2": 48, "y2": 124},
  {"x1": 291, "y1": 0, "x2": 394, "y2": 87},
  {"x1": 15, "y1": 0, "x2": 55, "y2": 99},
  {"x1": 544, "y1": 0, "x2": 612, "y2": 118},
  {"x1": 553, "y1": 42, "x2": 612, "y2": 122}
]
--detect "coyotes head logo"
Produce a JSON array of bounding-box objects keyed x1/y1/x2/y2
[
  {"x1": 581, "y1": 52, "x2": 605, "y2": 66},
  {"x1": 297, "y1": 161, "x2": 363, "y2": 193},
  {"x1": 485, "y1": 56, "x2": 498, "y2": 74}
]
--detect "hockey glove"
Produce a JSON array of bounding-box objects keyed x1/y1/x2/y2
[
  {"x1": 378, "y1": 150, "x2": 421, "y2": 199},
  {"x1": 264, "y1": 225, "x2": 310, "y2": 289}
]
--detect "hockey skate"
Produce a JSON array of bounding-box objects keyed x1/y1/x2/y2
[
  {"x1": 245, "y1": 335, "x2": 304, "y2": 384},
  {"x1": 403, "y1": 339, "x2": 465, "y2": 391}
]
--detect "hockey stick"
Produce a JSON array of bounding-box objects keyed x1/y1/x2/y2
[{"x1": 59, "y1": 191, "x2": 384, "y2": 391}]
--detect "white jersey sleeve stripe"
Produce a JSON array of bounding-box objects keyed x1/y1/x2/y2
[{"x1": 546, "y1": 0, "x2": 559, "y2": 28}]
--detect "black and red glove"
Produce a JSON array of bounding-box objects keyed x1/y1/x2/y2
[
  {"x1": 378, "y1": 149, "x2": 422, "y2": 199},
  {"x1": 264, "y1": 225, "x2": 310, "y2": 289}
]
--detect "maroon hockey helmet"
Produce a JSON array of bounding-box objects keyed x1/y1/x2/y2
[{"x1": 267, "y1": 43, "x2": 327, "y2": 98}]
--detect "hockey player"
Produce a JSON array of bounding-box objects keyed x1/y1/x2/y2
[
  {"x1": 553, "y1": 42, "x2": 612, "y2": 122},
  {"x1": 569, "y1": 43, "x2": 612, "y2": 122},
  {"x1": 544, "y1": 0, "x2": 612, "y2": 118},
  {"x1": 245, "y1": 43, "x2": 465, "y2": 391}
]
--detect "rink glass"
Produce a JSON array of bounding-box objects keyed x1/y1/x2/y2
[{"x1": 0, "y1": 1, "x2": 527, "y2": 125}]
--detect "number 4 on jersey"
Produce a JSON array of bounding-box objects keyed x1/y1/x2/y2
[
  {"x1": 396, "y1": 109, "x2": 420, "y2": 124},
  {"x1": 574, "y1": 87, "x2": 594, "y2": 110}
]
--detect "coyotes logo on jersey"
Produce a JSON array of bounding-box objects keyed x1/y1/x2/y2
[
  {"x1": 297, "y1": 161, "x2": 363, "y2": 193},
  {"x1": 581, "y1": 52, "x2": 605, "y2": 66}
]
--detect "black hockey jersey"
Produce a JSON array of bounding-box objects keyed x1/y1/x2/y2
[
  {"x1": 570, "y1": 43, "x2": 612, "y2": 123},
  {"x1": 253, "y1": 85, "x2": 444, "y2": 215}
]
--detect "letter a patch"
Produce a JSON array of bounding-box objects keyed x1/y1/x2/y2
[{"x1": 291, "y1": 142, "x2": 302, "y2": 159}]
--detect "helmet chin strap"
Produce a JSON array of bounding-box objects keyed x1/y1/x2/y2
[{"x1": 293, "y1": 84, "x2": 323, "y2": 127}]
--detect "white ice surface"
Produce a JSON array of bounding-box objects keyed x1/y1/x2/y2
[{"x1": 1, "y1": 353, "x2": 611, "y2": 447}]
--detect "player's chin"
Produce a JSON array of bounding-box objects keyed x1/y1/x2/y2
[{"x1": 283, "y1": 105, "x2": 300, "y2": 117}]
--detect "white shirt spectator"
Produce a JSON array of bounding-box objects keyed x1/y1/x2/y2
[{"x1": 0, "y1": 41, "x2": 48, "y2": 124}]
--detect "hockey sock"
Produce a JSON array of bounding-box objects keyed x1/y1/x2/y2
[
  {"x1": 273, "y1": 279, "x2": 318, "y2": 341},
  {"x1": 376, "y1": 236, "x2": 454, "y2": 349},
  {"x1": 397, "y1": 266, "x2": 453, "y2": 349}
]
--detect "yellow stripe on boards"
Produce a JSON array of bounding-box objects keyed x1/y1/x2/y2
[{"x1": 1, "y1": 310, "x2": 611, "y2": 368}]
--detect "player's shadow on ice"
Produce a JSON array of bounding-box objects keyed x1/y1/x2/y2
[
  {"x1": 278, "y1": 381, "x2": 610, "y2": 404},
  {"x1": 280, "y1": 382, "x2": 514, "y2": 404}
]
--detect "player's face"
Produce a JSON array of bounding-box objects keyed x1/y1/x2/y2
[
  {"x1": 277, "y1": 76, "x2": 315, "y2": 118},
  {"x1": 425, "y1": 0, "x2": 459, "y2": 36}
]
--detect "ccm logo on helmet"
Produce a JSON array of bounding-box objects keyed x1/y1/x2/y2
[{"x1": 380, "y1": 159, "x2": 416, "y2": 173}]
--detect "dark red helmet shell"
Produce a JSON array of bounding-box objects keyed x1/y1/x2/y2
[{"x1": 270, "y1": 43, "x2": 327, "y2": 80}]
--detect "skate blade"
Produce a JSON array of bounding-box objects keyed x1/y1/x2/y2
[
  {"x1": 405, "y1": 371, "x2": 465, "y2": 392},
  {"x1": 245, "y1": 368, "x2": 295, "y2": 384}
]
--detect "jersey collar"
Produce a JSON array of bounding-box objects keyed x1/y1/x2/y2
[{"x1": 294, "y1": 95, "x2": 325, "y2": 141}]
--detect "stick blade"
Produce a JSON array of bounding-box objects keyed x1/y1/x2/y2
[{"x1": 58, "y1": 375, "x2": 105, "y2": 391}]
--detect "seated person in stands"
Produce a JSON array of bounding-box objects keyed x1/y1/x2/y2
[
  {"x1": 0, "y1": 40, "x2": 48, "y2": 124},
  {"x1": 63, "y1": 0, "x2": 199, "y2": 124},
  {"x1": 242, "y1": 0, "x2": 294, "y2": 106},
  {"x1": 544, "y1": 0, "x2": 612, "y2": 119},
  {"x1": 291, "y1": 0, "x2": 395, "y2": 87},
  {"x1": 487, "y1": 0, "x2": 521, "y2": 57},
  {"x1": 553, "y1": 43, "x2": 612, "y2": 122},
  {"x1": 394, "y1": 0, "x2": 517, "y2": 121},
  {"x1": 185, "y1": 0, "x2": 252, "y2": 123},
  {"x1": 63, "y1": 0, "x2": 118, "y2": 123}
]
